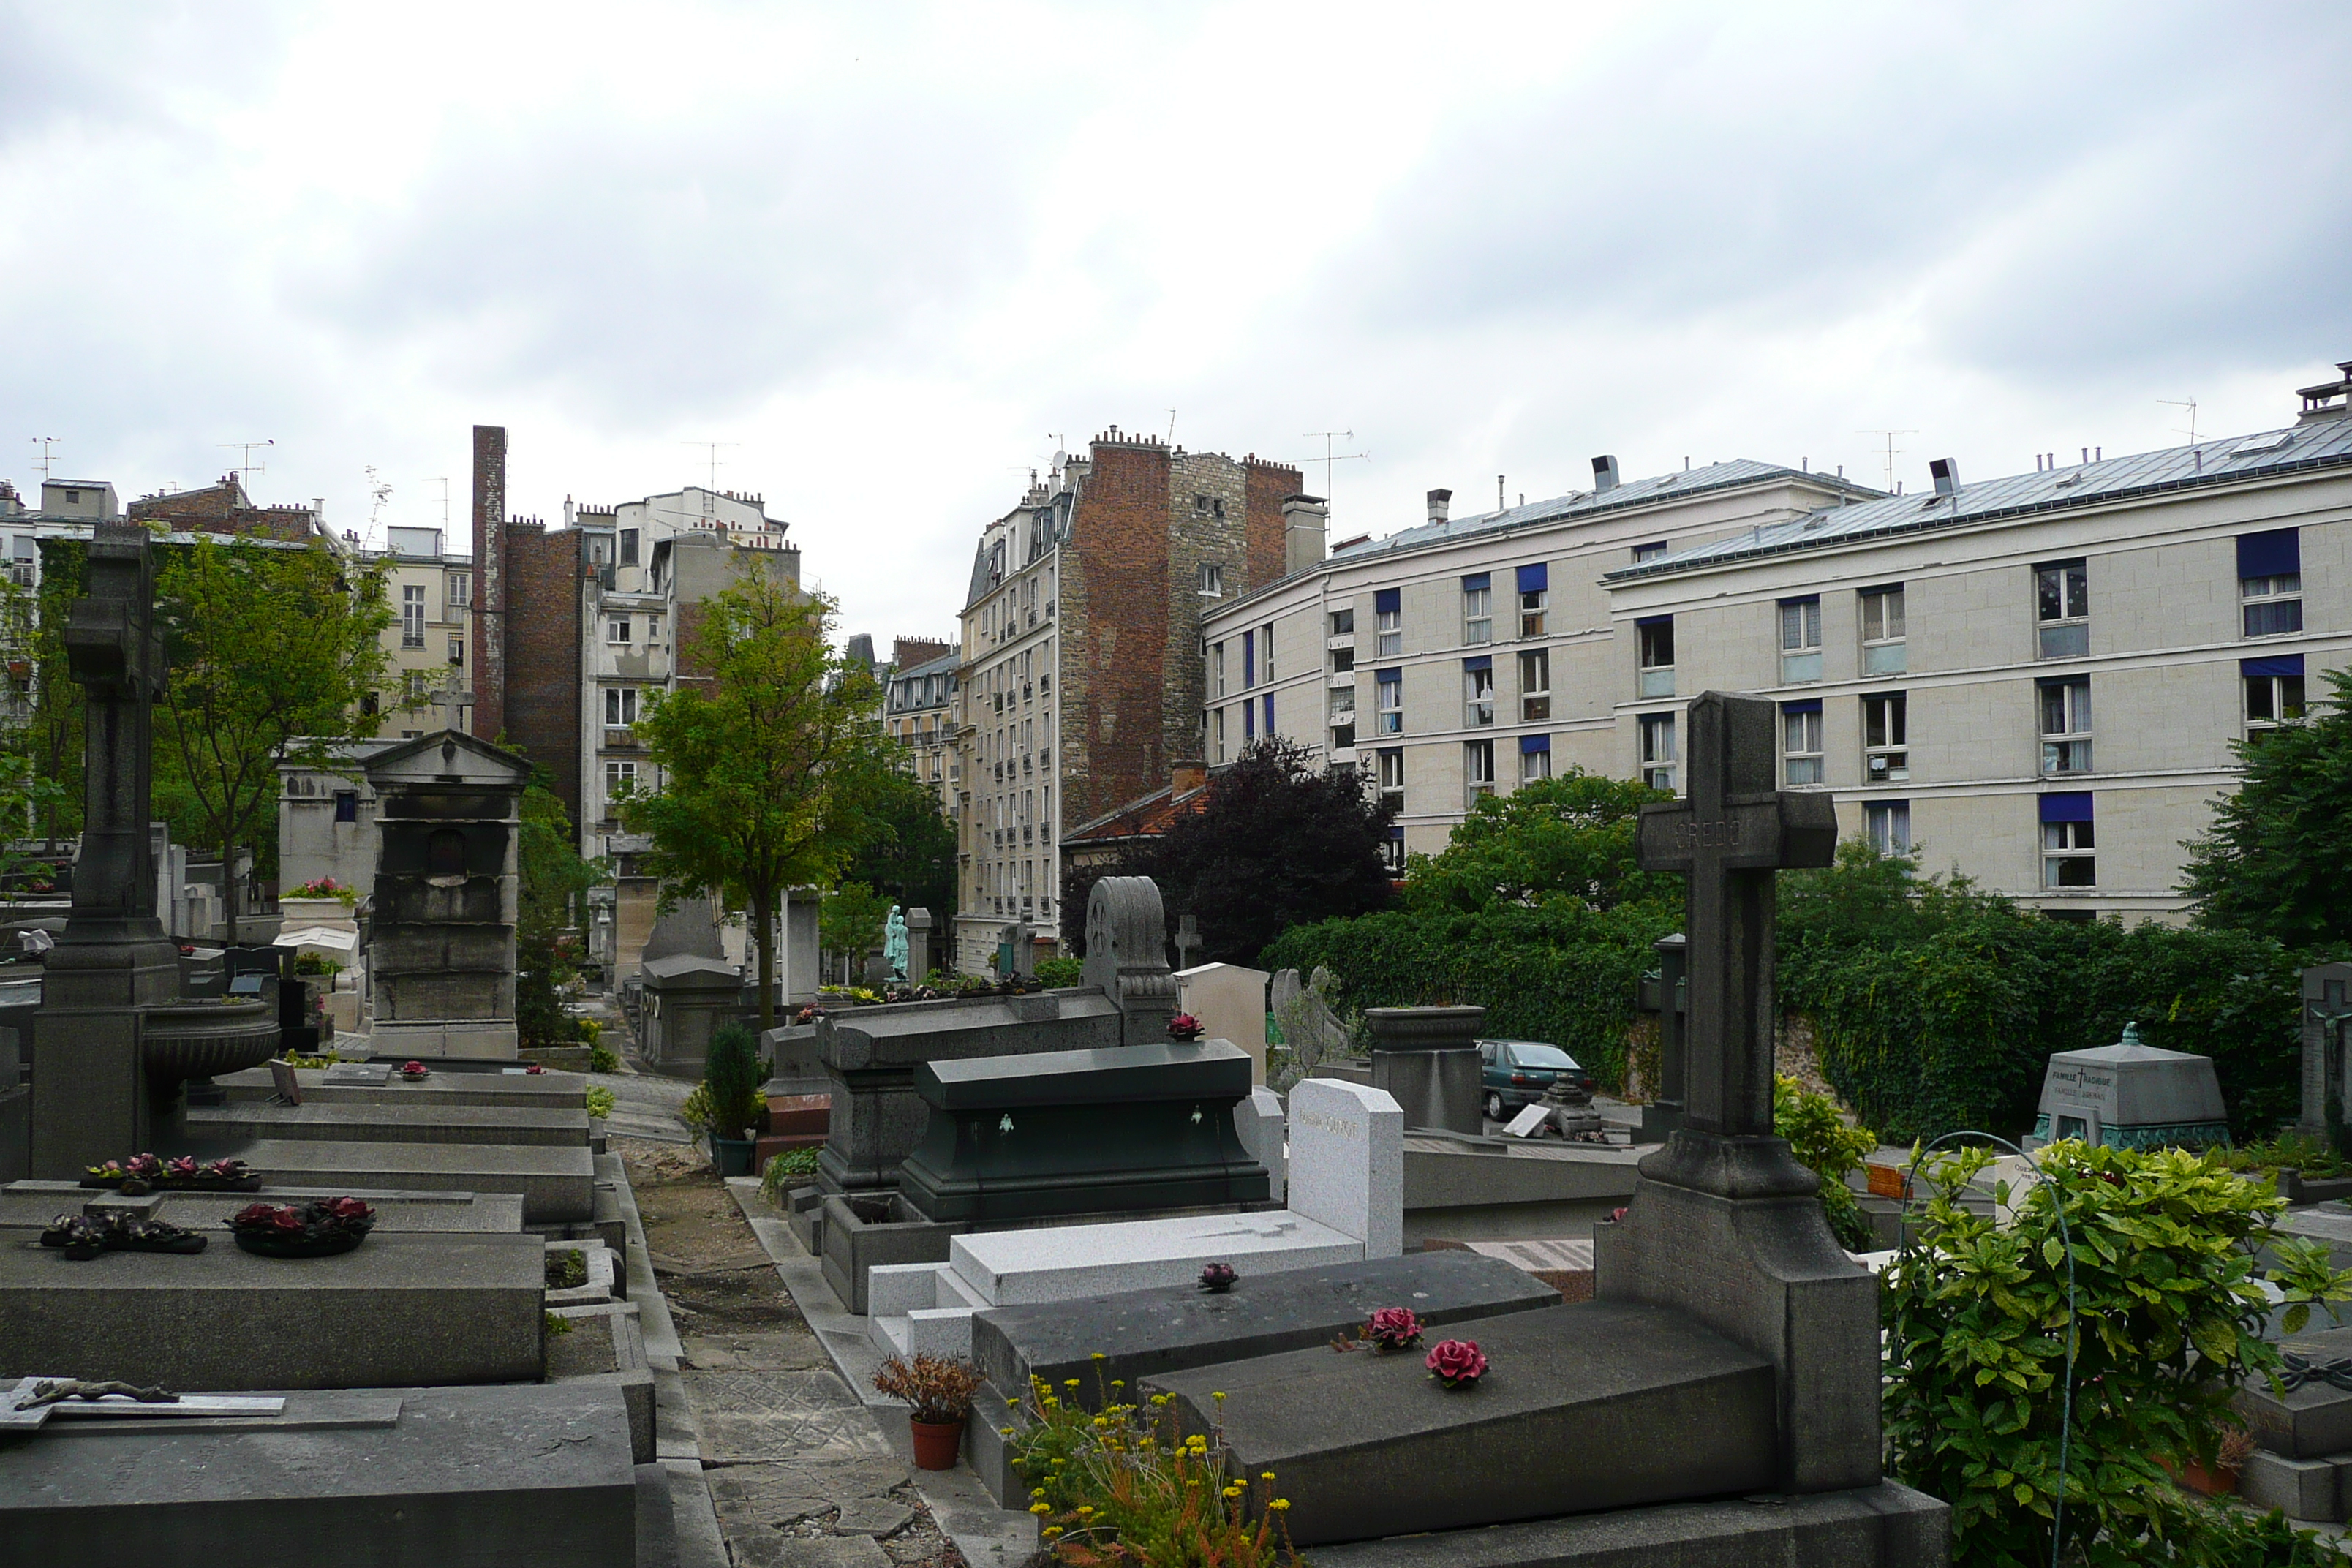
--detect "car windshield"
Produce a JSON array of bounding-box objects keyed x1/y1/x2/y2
[{"x1": 1509, "y1": 1043, "x2": 1578, "y2": 1070}]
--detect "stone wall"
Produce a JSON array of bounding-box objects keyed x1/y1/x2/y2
[{"x1": 505, "y1": 524, "x2": 587, "y2": 834}]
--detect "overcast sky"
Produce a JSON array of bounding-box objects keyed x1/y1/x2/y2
[{"x1": 4, "y1": 2, "x2": 2347, "y2": 646}]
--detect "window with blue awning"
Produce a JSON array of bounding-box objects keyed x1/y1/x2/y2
[
  {"x1": 1462, "y1": 573, "x2": 1490, "y2": 592},
  {"x1": 2038, "y1": 792, "x2": 2093, "y2": 823},
  {"x1": 1517, "y1": 563, "x2": 1548, "y2": 593},
  {"x1": 2237, "y1": 529, "x2": 2299, "y2": 580},
  {"x1": 2243, "y1": 654, "x2": 2304, "y2": 678},
  {"x1": 1374, "y1": 588, "x2": 1400, "y2": 614},
  {"x1": 1462, "y1": 655, "x2": 1492, "y2": 672},
  {"x1": 1519, "y1": 734, "x2": 1550, "y2": 755}
]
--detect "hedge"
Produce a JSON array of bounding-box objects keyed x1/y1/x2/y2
[{"x1": 1259, "y1": 901, "x2": 1676, "y2": 1091}]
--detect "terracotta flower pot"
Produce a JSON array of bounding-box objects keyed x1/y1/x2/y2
[
  {"x1": 910, "y1": 1416, "x2": 963, "y2": 1471},
  {"x1": 2168, "y1": 1456, "x2": 2239, "y2": 1496}
]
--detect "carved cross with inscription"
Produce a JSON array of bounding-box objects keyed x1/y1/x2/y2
[{"x1": 1635, "y1": 693, "x2": 1836, "y2": 1138}]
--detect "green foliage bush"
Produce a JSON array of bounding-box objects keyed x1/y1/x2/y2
[
  {"x1": 584, "y1": 1085, "x2": 615, "y2": 1121},
  {"x1": 1772, "y1": 1074, "x2": 1875, "y2": 1251},
  {"x1": 1883, "y1": 1141, "x2": 2352, "y2": 1567},
  {"x1": 760, "y1": 1146, "x2": 822, "y2": 1200},
  {"x1": 1035, "y1": 954, "x2": 1083, "y2": 989},
  {"x1": 1780, "y1": 843, "x2": 2313, "y2": 1145},
  {"x1": 588, "y1": 1043, "x2": 620, "y2": 1074},
  {"x1": 701, "y1": 1023, "x2": 768, "y2": 1142}
]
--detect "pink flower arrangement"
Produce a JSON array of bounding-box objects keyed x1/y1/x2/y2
[
  {"x1": 1365, "y1": 1307, "x2": 1425, "y2": 1352},
  {"x1": 399, "y1": 1060, "x2": 429, "y2": 1078},
  {"x1": 1167, "y1": 1013, "x2": 1203, "y2": 1041},
  {"x1": 1425, "y1": 1339, "x2": 1488, "y2": 1389},
  {"x1": 1199, "y1": 1262, "x2": 1238, "y2": 1293}
]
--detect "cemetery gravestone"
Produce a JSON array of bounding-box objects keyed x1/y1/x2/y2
[
  {"x1": 1638, "y1": 932, "x2": 1686, "y2": 1142},
  {"x1": 1364, "y1": 1005, "x2": 1483, "y2": 1135},
  {"x1": 1082, "y1": 876, "x2": 1179, "y2": 1044},
  {"x1": 2024, "y1": 1022, "x2": 2231, "y2": 1152},
  {"x1": 2300, "y1": 961, "x2": 2352, "y2": 1140},
  {"x1": 1270, "y1": 965, "x2": 1349, "y2": 1087},
  {"x1": 1286, "y1": 1077, "x2": 1403, "y2": 1259},
  {"x1": 1175, "y1": 960, "x2": 1270, "y2": 1085}
]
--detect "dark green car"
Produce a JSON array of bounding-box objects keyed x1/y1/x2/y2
[{"x1": 1477, "y1": 1038, "x2": 1590, "y2": 1121}]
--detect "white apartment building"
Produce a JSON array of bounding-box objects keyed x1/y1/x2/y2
[
  {"x1": 886, "y1": 649, "x2": 961, "y2": 814},
  {"x1": 373, "y1": 524, "x2": 472, "y2": 737},
  {"x1": 1601, "y1": 361, "x2": 2352, "y2": 920},
  {"x1": 1199, "y1": 462, "x2": 1874, "y2": 867}
]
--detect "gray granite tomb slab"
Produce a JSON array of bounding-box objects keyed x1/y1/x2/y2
[
  {"x1": 216, "y1": 1137, "x2": 594, "y2": 1222},
  {"x1": 219, "y1": 1062, "x2": 588, "y2": 1107},
  {"x1": 0, "y1": 1179, "x2": 524, "y2": 1233},
  {"x1": 186, "y1": 1100, "x2": 591, "y2": 1147}
]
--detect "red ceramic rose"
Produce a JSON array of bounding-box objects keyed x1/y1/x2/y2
[
  {"x1": 1366, "y1": 1307, "x2": 1425, "y2": 1352},
  {"x1": 1425, "y1": 1338, "x2": 1488, "y2": 1389},
  {"x1": 125, "y1": 1153, "x2": 165, "y2": 1178},
  {"x1": 165, "y1": 1156, "x2": 200, "y2": 1179},
  {"x1": 1166, "y1": 1014, "x2": 1203, "y2": 1042}
]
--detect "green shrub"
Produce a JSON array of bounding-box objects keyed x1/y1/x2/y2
[
  {"x1": 1883, "y1": 1141, "x2": 2352, "y2": 1567},
  {"x1": 584, "y1": 1085, "x2": 615, "y2": 1120},
  {"x1": 702, "y1": 1023, "x2": 767, "y2": 1142},
  {"x1": 1035, "y1": 954, "x2": 1083, "y2": 989},
  {"x1": 760, "y1": 1147, "x2": 821, "y2": 1199},
  {"x1": 588, "y1": 1043, "x2": 620, "y2": 1074},
  {"x1": 1773, "y1": 1074, "x2": 1875, "y2": 1251},
  {"x1": 679, "y1": 1082, "x2": 713, "y2": 1135}
]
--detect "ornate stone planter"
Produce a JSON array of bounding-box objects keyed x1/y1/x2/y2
[{"x1": 1364, "y1": 1006, "x2": 1486, "y2": 1135}]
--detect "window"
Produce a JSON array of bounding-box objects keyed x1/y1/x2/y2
[
  {"x1": 1517, "y1": 563, "x2": 1548, "y2": 637},
  {"x1": 1463, "y1": 658, "x2": 1494, "y2": 726},
  {"x1": 1376, "y1": 747, "x2": 1405, "y2": 814},
  {"x1": 2038, "y1": 677, "x2": 2092, "y2": 774},
  {"x1": 2239, "y1": 529, "x2": 2303, "y2": 637},
  {"x1": 333, "y1": 790, "x2": 358, "y2": 824},
  {"x1": 1860, "y1": 586, "x2": 1907, "y2": 676},
  {"x1": 1519, "y1": 733, "x2": 1551, "y2": 783},
  {"x1": 2035, "y1": 559, "x2": 2089, "y2": 658},
  {"x1": 1865, "y1": 801, "x2": 1911, "y2": 856},
  {"x1": 1213, "y1": 706, "x2": 1227, "y2": 762},
  {"x1": 1863, "y1": 692, "x2": 1908, "y2": 783},
  {"x1": 1632, "y1": 540, "x2": 1667, "y2": 564},
  {"x1": 1261, "y1": 623, "x2": 1275, "y2": 680},
  {"x1": 1199, "y1": 562, "x2": 1224, "y2": 597},
  {"x1": 446, "y1": 572, "x2": 470, "y2": 612},
  {"x1": 1375, "y1": 589, "x2": 1402, "y2": 657},
  {"x1": 2245, "y1": 655, "x2": 2307, "y2": 736},
  {"x1": 1518, "y1": 648, "x2": 1550, "y2": 721},
  {"x1": 1782, "y1": 701, "x2": 1823, "y2": 785},
  {"x1": 1330, "y1": 644, "x2": 1355, "y2": 674},
  {"x1": 1779, "y1": 597, "x2": 1823, "y2": 683},
  {"x1": 1213, "y1": 641, "x2": 1226, "y2": 698},
  {"x1": 1262, "y1": 693, "x2": 1273, "y2": 735},
  {"x1": 2041, "y1": 795, "x2": 2095, "y2": 888},
  {"x1": 1192, "y1": 493, "x2": 1225, "y2": 518},
  {"x1": 448, "y1": 635, "x2": 464, "y2": 666},
  {"x1": 1382, "y1": 826, "x2": 1406, "y2": 874},
  {"x1": 1639, "y1": 713, "x2": 1677, "y2": 791},
  {"x1": 1328, "y1": 685, "x2": 1356, "y2": 750},
  {"x1": 1636, "y1": 617, "x2": 1675, "y2": 698},
  {"x1": 605, "y1": 760, "x2": 638, "y2": 804},
  {"x1": 1329, "y1": 608, "x2": 1354, "y2": 637},
  {"x1": 607, "y1": 617, "x2": 631, "y2": 645},
  {"x1": 1462, "y1": 575, "x2": 1493, "y2": 644},
  {"x1": 648, "y1": 614, "x2": 663, "y2": 643},
  {"x1": 619, "y1": 528, "x2": 639, "y2": 566},
  {"x1": 1241, "y1": 630, "x2": 1254, "y2": 689},
  {"x1": 1465, "y1": 739, "x2": 1496, "y2": 804},
  {"x1": 606, "y1": 687, "x2": 638, "y2": 727},
  {"x1": 402, "y1": 584, "x2": 426, "y2": 647},
  {"x1": 1376, "y1": 668, "x2": 1403, "y2": 735},
  {"x1": 1243, "y1": 698, "x2": 1256, "y2": 742}
]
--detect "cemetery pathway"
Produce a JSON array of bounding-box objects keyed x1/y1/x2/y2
[
  {"x1": 620, "y1": 1139, "x2": 972, "y2": 1568},
  {"x1": 601, "y1": 1063, "x2": 696, "y2": 1144}
]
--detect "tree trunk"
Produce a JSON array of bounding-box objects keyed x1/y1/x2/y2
[{"x1": 749, "y1": 883, "x2": 776, "y2": 1036}]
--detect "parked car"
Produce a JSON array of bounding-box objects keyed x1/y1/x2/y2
[{"x1": 1476, "y1": 1039, "x2": 1591, "y2": 1121}]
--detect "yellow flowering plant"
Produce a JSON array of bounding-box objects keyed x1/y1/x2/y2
[{"x1": 1006, "y1": 1361, "x2": 1304, "y2": 1567}]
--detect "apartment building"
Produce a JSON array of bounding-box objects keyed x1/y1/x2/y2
[
  {"x1": 954, "y1": 429, "x2": 1302, "y2": 970},
  {"x1": 1199, "y1": 461, "x2": 1875, "y2": 865},
  {"x1": 1600, "y1": 360, "x2": 2352, "y2": 920},
  {"x1": 885, "y1": 644, "x2": 961, "y2": 814},
  {"x1": 372, "y1": 524, "x2": 472, "y2": 737}
]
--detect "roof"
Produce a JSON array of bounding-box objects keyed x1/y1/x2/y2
[
  {"x1": 1063, "y1": 780, "x2": 1211, "y2": 848},
  {"x1": 895, "y1": 651, "x2": 961, "y2": 682},
  {"x1": 1606, "y1": 417, "x2": 2352, "y2": 581}
]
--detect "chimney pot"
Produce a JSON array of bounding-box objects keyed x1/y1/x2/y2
[
  {"x1": 1425, "y1": 489, "x2": 1452, "y2": 524},
  {"x1": 1282, "y1": 494, "x2": 1330, "y2": 576},
  {"x1": 1591, "y1": 455, "x2": 1620, "y2": 494},
  {"x1": 1929, "y1": 458, "x2": 1959, "y2": 497},
  {"x1": 1171, "y1": 759, "x2": 1206, "y2": 795}
]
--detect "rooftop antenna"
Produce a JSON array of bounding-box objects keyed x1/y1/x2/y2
[
  {"x1": 1166, "y1": 409, "x2": 1177, "y2": 445},
  {"x1": 1856, "y1": 429, "x2": 1915, "y2": 493},
  {"x1": 682, "y1": 441, "x2": 739, "y2": 494},
  {"x1": 1301, "y1": 429, "x2": 1368, "y2": 510},
  {"x1": 2159, "y1": 396, "x2": 2199, "y2": 448},
  {"x1": 29, "y1": 437, "x2": 59, "y2": 480},
  {"x1": 364, "y1": 466, "x2": 393, "y2": 535},
  {"x1": 218, "y1": 439, "x2": 274, "y2": 490},
  {"x1": 425, "y1": 476, "x2": 450, "y2": 531}
]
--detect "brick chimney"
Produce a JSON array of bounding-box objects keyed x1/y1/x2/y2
[
  {"x1": 470, "y1": 424, "x2": 507, "y2": 739},
  {"x1": 1171, "y1": 759, "x2": 1207, "y2": 795}
]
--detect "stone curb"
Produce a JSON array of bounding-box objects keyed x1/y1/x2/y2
[
  {"x1": 725, "y1": 1177, "x2": 1040, "y2": 1568},
  {"x1": 612, "y1": 1147, "x2": 728, "y2": 1568}
]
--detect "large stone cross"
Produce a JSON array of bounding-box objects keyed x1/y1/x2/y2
[
  {"x1": 61, "y1": 522, "x2": 169, "y2": 943},
  {"x1": 1635, "y1": 692, "x2": 1836, "y2": 1138}
]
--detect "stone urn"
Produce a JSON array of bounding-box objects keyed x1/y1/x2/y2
[
  {"x1": 1363, "y1": 1006, "x2": 1486, "y2": 1135},
  {"x1": 142, "y1": 998, "x2": 282, "y2": 1087},
  {"x1": 278, "y1": 896, "x2": 358, "y2": 931}
]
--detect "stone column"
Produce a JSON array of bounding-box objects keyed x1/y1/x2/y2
[{"x1": 1364, "y1": 1005, "x2": 1484, "y2": 1136}]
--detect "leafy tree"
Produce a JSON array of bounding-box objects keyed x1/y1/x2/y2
[
  {"x1": 1077, "y1": 739, "x2": 1395, "y2": 968},
  {"x1": 151, "y1": 536, "x2": 393, "y2": 940},
  {"x1": 838, "y1": 765, "x2": 957, "y2": 921},
  {"x1": 619, "y1": 568, "x2": 894, "y2": 1032},
  {"x1": 819, "y1": 881, "x2": 894, "y2": 982},
  {"x1": 1402, "y1": 768, "x2": 1676, "y2": 915},
  {"x1": 2181, "y1": 666, "x2": 2352, "y2": 949},
  {"x1": 516, "y1": 775, "x2": 606, "y2": 1050}
]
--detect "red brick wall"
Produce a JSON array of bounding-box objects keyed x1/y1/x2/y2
[
  {"x1": 504, "y1": 524, "x2": 585, "y2": 834},
  {"x1": 1242, "y1": 456, "x2": 1303, "y2": 590},
  {"x1": 1063, "y1": 437, "x2": 1173, "y2": 826},
  {"x1": 470, "y1": 425, "x2": 507, "y2": 740}
]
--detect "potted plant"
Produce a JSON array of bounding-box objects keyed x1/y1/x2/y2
[
  {"x1": 2169, "y1": 1425, "x2": 2258, "y2": 1496},
  {"x1": 703, "y1": 1022, "x2": 769, "y2": 1177},
  {"x1": 227, "y1": 1196, "x2": 376, "y2": 1258},
  {"x1": 872, "y1": 1353, "x2": 985, "y2": 1470}
]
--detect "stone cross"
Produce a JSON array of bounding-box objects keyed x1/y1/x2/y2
[
  {"x1": 1634, "y1": 693, "x2": 1835, "y2": 1138},
  {"x1": 1174, "y1": 913, "x2": 1202, "y2": 970},
  {"x1": 61, "y1": 523, "x2": 170, "y2": 947}
]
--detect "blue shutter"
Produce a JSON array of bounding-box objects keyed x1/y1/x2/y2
[
  {"x1": 2236, "y1": 529, "x2": 2300, "y2": 580},
  {"x1": 1635, "y1": 614, "x2": 1673, "y2": 628},
  {"x1": 1461, "y1": 573, "x2": 1491, "y2": 592},
  {"x1": 1516, "y1": 563, "x2": 1548, "y2": 594},
  {"x1": 2038, "y1": 792, "x2": 2093, "y2": 823},
  {"x1": 1462, "y1": 655, "x2": 1492, "y2": 673},
  {"x1": 1781, "y1": 698, "x2": 1823, "y2": 715},
  {"x1": 1374, "y1": 588, "x2": 1400, "y2": 614},
  {"x1": 1518, "y1": 733, "x2": 1550, "y2": 755},
  {"x1": 1263, "y1": 694, "x2": 1273, "y2": 734},
  {"x1": 1241, "y1": 630, "x2": 1254, "y2": 687},
  {"x1": 1376, "y1": 668, "x2": 1402, "y2": 686},
  {"x1": 2242, "y1": 654, "x2": 2306, "y2": 678}
]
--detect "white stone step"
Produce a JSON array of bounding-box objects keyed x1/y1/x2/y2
[
  {"x1": 869, "y1": 1313, "x2": 913, "y2": 1359},
  {"x1": 949, "y1": 1209, "x2": 1362, "y2": 1306}
]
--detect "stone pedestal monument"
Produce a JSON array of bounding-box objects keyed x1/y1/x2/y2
[
  {"x1": 1081, "y1": 877, "x2": 1178, "y2": 1045},
  {"x1": 1365, "y1": 1004, "x2": 1484, "y2": 1134}
]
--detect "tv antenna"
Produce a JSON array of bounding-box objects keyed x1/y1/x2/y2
[
  {"x1": 682, "y1": 441, "x2": 739, "y2": 494},
  {"x1": 2159, "y1": 396, "x2": 2199, "y2": 447},
  {"x1": 364, "y1": 466, "x2": 393, "y2": 532},
  {"x1": 1301, "y1": 430, "x2": 1368, "y2": 508},
  {"x1": 218, "y1": 439, "x2": 274, "y2": 490},
  {"x1": 424, "y1": 476, "x2": 450, "y2": 529},
  {"x1": 1856, "y1": 429, "x2": 1915, "y2": 493},
  {"x1": 1166, "y1": 409, "x2": 1177, "y2": 445},
  {"x1": 29, "y1": 437, "x2": 59, "y2": 480}
]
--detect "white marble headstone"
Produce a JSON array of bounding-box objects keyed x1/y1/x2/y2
[
  {"x1": 1232, "y1": 1085, "x2": 1287, "y2": 1205},
  {"x1": 1286, "y1": 1077, "x2": 1403, "y2": 1257},
  {"x1": 1176, "y1": 963, "x2": 1270, "y2": 1085}
]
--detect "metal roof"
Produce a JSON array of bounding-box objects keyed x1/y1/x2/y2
[{"x1": 1605, "y1": 417, "x2": 2352, "y2": 582}]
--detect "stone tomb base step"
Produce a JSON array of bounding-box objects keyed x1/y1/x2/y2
[
  {"x1": 0, "y1": 1231, "x2": 546, "y2": 1392},
  {"x1": 0, "y1": 1383, "x2": 638, "y2": 1567},
  {"x1": 1303, "y1": 1481, "x2": 1950, "y2": 1568},
  {"x1": 0, "y1": 1180, "x2": 524, "y2": 1234},
  {"x1": 216, "y1": 1063, "x2": 589, "y2": 1109},
  {"x1": 206, "y1": 1138, "x2": 594, "y2": 1224},
  {"x1": 185, "y1": 1100, "x2": 592, "y2": 1148},
  {"x1": 1145, "y1": 1302, "x2": 1776, "y2": 1548}
]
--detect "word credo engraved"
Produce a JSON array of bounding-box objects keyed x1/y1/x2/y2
[{"x1": 1671, "y1": 817, "x2": 1744, "y2": 851}]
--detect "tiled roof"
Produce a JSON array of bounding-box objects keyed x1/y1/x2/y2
[
  {"x1": 1605, "y1": 418, "x2": 2352, "y2": 581},
  {"x1": 1063, "y1": 781, "x2": 1211, "y2": 847}
]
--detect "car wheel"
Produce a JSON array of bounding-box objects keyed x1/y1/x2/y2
[{"x1": 1485, "y1": 1091, "x2": 1506, "y2": 1122}]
